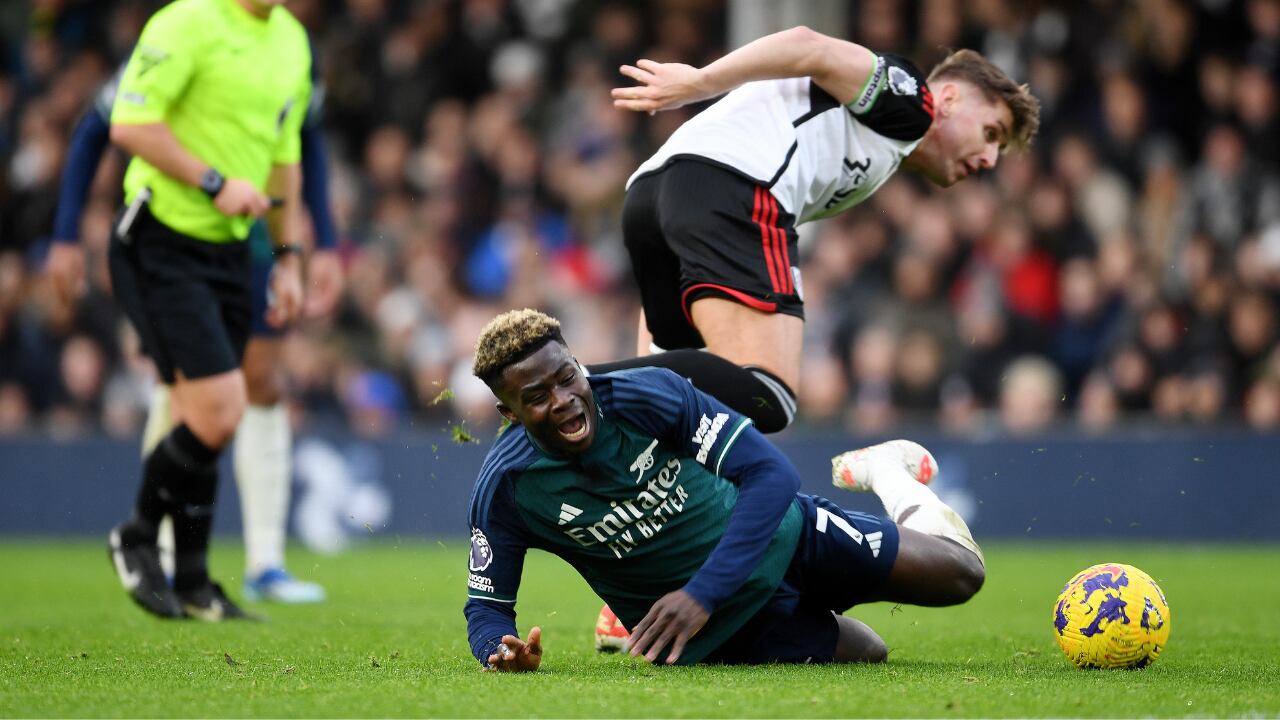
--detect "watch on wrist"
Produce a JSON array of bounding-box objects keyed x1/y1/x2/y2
[
  {"x1": 199, "y1": 168, "x2": 226, "y2": 198},
  {"x1": 271, "y1": 243, "x2": 305, "y2": 259}
]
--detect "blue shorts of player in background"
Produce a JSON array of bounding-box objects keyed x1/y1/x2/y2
[
  {"x1": 247, "y1": 220, "x2": 284, "y2": 339},
  {"x1": 704, "y1": 494, "x2": 900, "y2": 664}
]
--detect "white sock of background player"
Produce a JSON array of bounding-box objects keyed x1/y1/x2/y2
[{"x1": 233, "y1": 403, "x2": 291, "y2": 577}]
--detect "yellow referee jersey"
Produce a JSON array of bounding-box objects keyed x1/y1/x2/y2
[{"x1": 112, "y1": 0, "x2": 311, "y2": 242}]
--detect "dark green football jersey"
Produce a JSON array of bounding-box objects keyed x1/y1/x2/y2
[{"x1": 465, "y1": 368, "x2": 802, "y2": 665}]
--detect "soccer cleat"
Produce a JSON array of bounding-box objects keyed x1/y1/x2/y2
[
  {"x1": 594, "y1": 604, "x2": 630, "y2": 653},
  {"x1": 243, "y1": 568, "x2": 326, "y2": 604},
  {"x1": 831, "y1": 439, "x2": 938, "y2": 493},
  {"x1": 177, "y1": 581, "x2": 262, "y2": 621},
  {"x1": 108, "y1": 524, "x2": 185, "y2": 619}
]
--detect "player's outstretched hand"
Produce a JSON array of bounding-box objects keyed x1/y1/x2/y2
[
  {"x1": 485, "y1": 627, "x2": 542, "y2": 672},
  {"x1": 214, "y1": 178, "x2": 272, "y2": 218},
  {"x1": 612, "y1": 59, "x2": 711, "y2": 114},
  {"x1": 303, "y1": 248, "x2": 344, "y2": 318},
  {"x1": 45, "y1": 242, "x2": 86, "y2": 306},
  {"x1": 627, "y1": 589, "x2": 709, "y2": 665},
  {"x1": 266, "y1": 253, "x2": 304, "y2": 328}
]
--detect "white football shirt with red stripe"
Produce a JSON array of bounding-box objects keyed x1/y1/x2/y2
[{"x1": 627, "y1": 54, "x2": 934, "y2": 226}]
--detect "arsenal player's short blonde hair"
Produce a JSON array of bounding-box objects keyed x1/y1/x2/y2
[{"x1": 473, "y1": 309, "x2": 566, "y2": 386}]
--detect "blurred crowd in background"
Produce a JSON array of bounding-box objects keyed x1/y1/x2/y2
[{"x1": 1, "y1": 0, "x2": 1278, "y2": 440}]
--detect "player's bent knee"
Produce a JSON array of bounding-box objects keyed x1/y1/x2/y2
[
  {"x1": 941, "y1": 542, "x2": 985, "y2": 603},
  {"x1": 832, "y1": 614, "x2": 888, "y2": 664},
  {"x1": 186, "y1": 407, "x2": 243, "y2": 449},
  {"x1": 956, "y1": 550, "x2": 985, "y2": 600},
  {"x1": 176, "y1": 374, "x2": 247, "y2": 449}
]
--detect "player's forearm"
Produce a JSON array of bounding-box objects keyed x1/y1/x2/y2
[
  {"x1": 266, "y1": 163, "x2": 302, "y2": 247},
  {"x1": 465, "y1": 598, "x2": 518, "y2": 665},
  {"x1": 698, "y1": 26, "x2": 861, "y2": 99},
  {"x1": 109, "y1": 122, "x2": 209, "y2": 188},
  {"x1": 300, "y1": 124, "x2": 338, "y2": 250},
  {"x1": 683, "y1": 450, "x2": 800, "y2": 612},
  {"x1": 53, "y1": 111, "x2": 112, "y2": 242}
]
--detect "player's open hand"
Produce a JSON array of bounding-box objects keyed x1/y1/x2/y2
[
  {"x1": 45, "y1": 242, "x2": 86, "y2": 306},
  {"x1": 266, "y1": 253, "x2": 303, "y2": 328},
  {"x1": 612, "y1": 59, "x2": 711, "y2": 114},
  {"x1": 485, "y1": 627, "x2": 542, "y2": 672},
  {"x1": 303, "y1": 248, "x2": 344, "y2": 318},
  {"x1": 627, "y1": 589, "x2": 709, "y2": 665},
  {"x1": 214, "y1": 178, "x2": 272, "y2": 218}
]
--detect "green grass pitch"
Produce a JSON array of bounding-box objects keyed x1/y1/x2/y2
[{"x1": 2, "y1": 539, "x2": 1278, "y2": 717}]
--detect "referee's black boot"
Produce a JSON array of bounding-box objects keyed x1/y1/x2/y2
[
  {"x1": 177, "y1": 581, "x2": 262, "y2": 622},
  {"x1": 107, "y1": 523, "x2": 184, "y2": 619}
]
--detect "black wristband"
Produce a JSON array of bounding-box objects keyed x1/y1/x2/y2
[
  {"x1": 199, "y1": 167, "x2": 225, "y2": 198},
  {"x1": 271, "y1": 243, "x2": 305, "y2": 259}
]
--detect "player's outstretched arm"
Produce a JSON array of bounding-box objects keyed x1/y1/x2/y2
[
  {"x1": 612, "y1": 26, "x2": 875, "y2": 114},
  {"x1": 485, "y1": 627, "x2": 543, "y2": 672}
]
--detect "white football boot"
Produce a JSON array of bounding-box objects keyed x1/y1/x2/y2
[
  {"x1": 831, "y1": 439, "x2": 983, "y2": 566},
  {"x1": 831, "y1": 439, "x2": 938, "y2": 493}
]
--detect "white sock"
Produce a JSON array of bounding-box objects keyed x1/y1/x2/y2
[
  {"x1": 865, "y1": 455, "x2": 985, "y2": 566},
  {"x1": 142, "y1": 385, "x2": 176, "y2": 578},
  {"x1": 234, "y1": 403, "x2": 291, "y2": 577}
]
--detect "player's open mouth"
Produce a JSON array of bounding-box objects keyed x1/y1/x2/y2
[{"x1": 557, "y1": 413, "x2": 589, "y2": 442}]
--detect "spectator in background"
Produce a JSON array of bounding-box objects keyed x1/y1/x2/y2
[
  {"x1": 1077, "y1": 371, "x2": 1120, "y2": 433},
  {"x1": 999, "y1": 355, "x2": 1063, "y2": 434},
  {"x1": 1097, "y1": 71, "x2": 1152, "y2": 188},
  {"x1": 893, "y1": 329, "x2": 947, "y2": 418},
  {"x1": 1052, "y1": 133, "x2": 1133, "y2": 246},
  {"x1": 1235, "y1": 64, "x2": 1279, "y2": 168},
  {"x1": 848, "y1": 324, "x2": 898, "y2": 434},
  {"x1": 1228, "y1": 291, "x2": 1278, "y2": 405},
  {"x1": 1244, "y1": 375, "x2": 1280, "y2": 429},
  {"x1": 1051, "y1": 257, "x2": 1118, "y2": 401},
  {"x1": 1177, "y1": 124, "x2": 1280, "y2": 255},
  {"x1": 47, "y1": 332, "x2": 106, "y2": 437}
]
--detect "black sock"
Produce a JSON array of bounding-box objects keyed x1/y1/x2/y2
[
  {"x1": 126, "y1": 456, "x2": 172, "y2": 545},
  {"x1": 587, "y1": 350, "x2": 797, "y2": 433},
  {"x1": 143, "y1": 424, "x2": 221, "y2": 591},
  {"x1": 173, "y1": 464, "x2": 218, "y2": 592}
]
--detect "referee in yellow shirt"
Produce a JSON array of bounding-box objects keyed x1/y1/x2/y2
[{"x1": 106, "y1": 0, "x2": 311, "y2": 620}]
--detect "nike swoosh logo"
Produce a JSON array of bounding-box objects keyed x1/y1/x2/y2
[{"x1": 110, "y1": 530, "x2": 142, "y2": 591}]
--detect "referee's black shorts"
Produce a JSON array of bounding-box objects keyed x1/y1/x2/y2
[
  {"x1": 108, "y1": 204, "x2": 251, "y2": 384},
  {"x1": 622, "y1": 159, "x2": 803, "y2": 352}
]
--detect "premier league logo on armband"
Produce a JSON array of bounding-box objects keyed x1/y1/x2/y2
[
  {"x1": 888, "y1": 66, "x2": 918, "y2": 97},
  {"x1": 469, "y1": 528, "x2": 493, "y2": 572}
]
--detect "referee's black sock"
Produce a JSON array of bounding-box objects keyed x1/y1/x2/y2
[
  {"x1": 586, "y1": 350, "x2": 797, "y2": 433},
  {"x1": 139, "y1": 424, "x2": 221, "y2": 591}
]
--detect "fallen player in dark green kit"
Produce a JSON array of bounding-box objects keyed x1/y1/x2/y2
[{"x1": 464, "y1": 309, "x2": 985, "y2": 669}]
